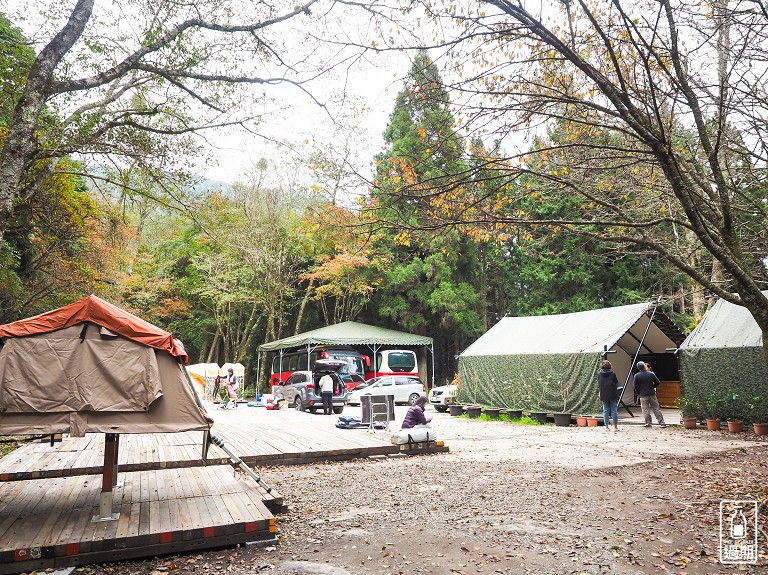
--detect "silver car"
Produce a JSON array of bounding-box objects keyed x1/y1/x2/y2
[
  {"x1": 347, "y1": 376, "x2": 426, "y2": 406},
  {"x1": 275, "y1": 359, "x2": 348, "y2": 414}
]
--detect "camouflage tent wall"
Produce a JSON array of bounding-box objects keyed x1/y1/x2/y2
[
  {"x1": 679, "y1": 295, "x2": 768, "y2": 421},
  {"x1": 458, "y1": 303, "x2": 684, "y2": 415}
]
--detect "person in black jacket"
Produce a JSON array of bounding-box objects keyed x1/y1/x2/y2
[
  {"x1": 633, "y1": 361, "x2": 667, "y2": 428},
  {"x1": 597, "y1": 360, "x2": 621, "y2": 431}
]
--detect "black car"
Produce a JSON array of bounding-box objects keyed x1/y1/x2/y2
[{"x1": 274, "y1": 359, "x2": 349, "y2": 414}]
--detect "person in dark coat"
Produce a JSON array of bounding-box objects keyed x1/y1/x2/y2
[
  {"x1": 597, "y1": 359, "x2": 621, "y2": 431},
  {"x1": 633, "y1": 361, "x2": 667, "y2": 428},
  {"x1": 402, "y1": 396, "x2": 432, "y2": 429}
]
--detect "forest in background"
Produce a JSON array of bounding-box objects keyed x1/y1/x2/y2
[
  {"x1": 0, "y1": 15, "x2": 692, "y2": 389},
  {"x1": 3, "y1": 1, "x2": 766, "y2": 389}
]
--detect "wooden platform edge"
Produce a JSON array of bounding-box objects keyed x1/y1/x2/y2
[
  {"x1": 0, "y1": 516, "x2": 277, "y2": 575},
  {"x1": 0, "y1": 441, "x2": 450, "y2": 482}
]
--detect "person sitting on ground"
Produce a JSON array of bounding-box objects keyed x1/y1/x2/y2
[{"x1": 402, "y1": 396, "x2": 432, "y2": 429}]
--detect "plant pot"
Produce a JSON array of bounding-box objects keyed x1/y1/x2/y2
[
  {"x1": 484, "y1": 408, "x2": 501, "y2": 419},
  {"x1": 530, "y1": 411, "x2": 548, "y2": 424},
  {"x1": 506, "y1": 409, "x2": 523, "y2": 420},
  {"x1": 753, "y1": 422, "x2": 768, "y2": 436},
  {"x1": 705, "y1": 418, "x2": 721, "y2": 431},
  {"x1": 449, "y1": 404, "x2": 464, "y2": 416},
  {"x1": 682, "y1": 417, "x2": 698, "y2": 430},
  {"x1": 727, "y1": 420, "x2": 744, "y2": 433},
  {"x1": 466, "y1": 406, "x2": 482, "y2": 418},
  {"x1": 576, "y1": 416, "x2": 588, "y2": 427},
  {"x1": 553, "y1": 412, "x2": 572, "y2": 427},
  {"x1": 586, "y1": 417, "x2": 599, "y2": 427}
]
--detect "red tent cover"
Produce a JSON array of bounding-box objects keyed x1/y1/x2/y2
[{"x1": 0, "y1": 295, "x2": 187, "y2": 361}]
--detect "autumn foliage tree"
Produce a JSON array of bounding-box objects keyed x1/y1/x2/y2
[{"x1": 388, "y1": 0, "x2": 768, "y2": 361}]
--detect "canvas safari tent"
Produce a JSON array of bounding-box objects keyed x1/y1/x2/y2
[
  {"x1": 679, "y1": 294, "x2": 768, "y2": 416},
  {"x1": 0, "y1": 295, "x2": 212, "y2": 437},
  {"x1": 0, "y1": 295, "x2": 213, "y2": 519},
  {"x1": 458, "y1": 302, "x2": 685, "y2": 415}
]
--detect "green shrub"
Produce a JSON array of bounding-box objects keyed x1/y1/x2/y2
[{"x1": 676, "y1": 396, "x2": 701, "y2": 419}]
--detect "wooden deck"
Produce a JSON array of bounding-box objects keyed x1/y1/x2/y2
[
  {"x1": 0, "y1": 404, "x2": 445, "y2": 481},
  {"x1": 0, "y1": 404, "x2": 447, "y2": 573}
]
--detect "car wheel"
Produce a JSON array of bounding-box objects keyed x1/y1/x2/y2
[
  {"x1": 294, "y1": 397, "x2": 303, "y2": 412},
  {"x1": 408, "y1": 393, "x2": 420, "y2": 405},
  {"x1": 333, "y1": 407, "x2": 344, "y2": 414},
  {"x1": 435, "y1": 405, "x2": 448, "y2": 413}
]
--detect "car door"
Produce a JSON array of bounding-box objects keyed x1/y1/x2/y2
[
  {"x1": 373, "y1": 376, "x2": 396, "y2": 401},
  {"x1": 282, "y1": 373, "x2": 303, "y2": 403}
]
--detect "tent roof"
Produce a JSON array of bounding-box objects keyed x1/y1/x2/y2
[
  {"x1": 258, "y1": 321, "x2": 432, "y2": 352},
  {"x1": 461, "y1": 302, "x2": 674, "y2": 356},
  {"x1": 680, "y1": 294, "x2": 766, "y2": 350},
  {"x1": 0, "y1": 295, "x2": 187, "y2": 360}
]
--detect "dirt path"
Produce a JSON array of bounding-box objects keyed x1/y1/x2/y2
[{"x1": 70, "y1": 412, "x2": 767, "y2": 575}]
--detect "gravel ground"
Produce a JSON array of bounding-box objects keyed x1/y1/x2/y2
[{"x1": 71, "y1": 410, "x2": 768, "y2": 575}]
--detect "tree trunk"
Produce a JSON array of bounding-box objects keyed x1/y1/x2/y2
[
  {"x1": 0, "y1": 0, "x2": 95, "y2": 242},
  {"x1": 294, "y1": 278, "x2": 315, "y2": 335},
  {"x1": 206, "y1": 332, "x2": 220, "y2": 364}
]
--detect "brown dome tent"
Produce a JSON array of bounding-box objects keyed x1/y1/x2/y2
[{"x1": 0, "y1": 295, "x2": 212, "y2": 518}]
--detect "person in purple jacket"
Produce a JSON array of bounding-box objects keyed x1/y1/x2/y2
[{"x1": 402, "y1": 396, "x2": 432, "y2": 429}]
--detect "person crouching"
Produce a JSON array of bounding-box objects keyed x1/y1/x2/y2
[{"x1": 402, "y1": 396, "x2": 432, "y2": 429}]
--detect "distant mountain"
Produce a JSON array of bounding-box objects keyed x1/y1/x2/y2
[
  {"x1": 82, "y1": 166, "x2": 233, "y2": 198},
  {"x1": 190, "y1": 177, "x2": 233, "y2": 196}
]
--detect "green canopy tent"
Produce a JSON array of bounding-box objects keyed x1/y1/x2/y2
[
  {"x1": 458, "y1": 302, "x2": 685, "y2": 415},
  {"x1": 679, "y1": 293, "x2": 768, "y2": 419},
  {"x1": 258, "y1": 321, "x2": 434, "y2": 386}
]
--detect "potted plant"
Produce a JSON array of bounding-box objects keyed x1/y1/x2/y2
[
  {"x1": 677, "y1": 396, "x2": 700, "y2": 429},
  {"x1": 484, "y1": 407, "x2": 501, "y2": 419},
  {"x1": 586, "y1": 416, "x2": 599, "y2": 427},
  {"x1": 725, "y1": 394, "x2": 745, "y2": 432},
  {"x1": 553, "y1": 380, "x2": 573, "y2": 427},
  {"x1": 506, "y1": 408, "x2": 523, "y2": 420},
  {"x1": 529, "y1": 411, "x2": 548, "y2": 424},
  {"x1": 702, "y1": 391, "x2": 724, "y2": 431},
  {"x1": 575, "y1": 415, "x2": 588, "y2": 427},
  {"x1": 466, "y1": 405, "x2": 483, "y2": 418},
  {"x1": 528, "y1": 378, "x2": 548, "y2": 424},
  {"x1": 449, "y1": 404, "x2": 464, "y2": 416},
  {"x1": 749, "y1": 396, "x2": 768, "y2": 435}
]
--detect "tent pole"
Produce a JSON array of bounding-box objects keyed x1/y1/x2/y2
[
  {"x1": 256, "y1": 352, "x2": 261, "y2": 394},
  {"x1": 430, "y1": 344, "x2": 434, "y2": 388},
  {"x1": 208, "y1": 433, "x2": 273, "y2": 493},
  {"x1": 618, "y1": 303, "x2": 660, "y2": 416}
]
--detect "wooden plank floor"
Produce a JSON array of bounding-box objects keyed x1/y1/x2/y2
[
  {"x1": 0, "y1": 403, "x2": 447, "y2": 481},
  {"x1": 0, "y1": 403, "x2": 447, "y2": 573},
  {"x1": 0, "y1": 466, "x2": 275, "y2": 574}
]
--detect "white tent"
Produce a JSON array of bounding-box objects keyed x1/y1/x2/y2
[
  {"x1": 186, "y1": 363, "x2": 221, "y2": 401},
  {"x1": 459, "y1": 303, "x2": 685, "y2": 413},
  {"x1": 679, "y1": 294, "x2": 768, "y2": 417}
]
